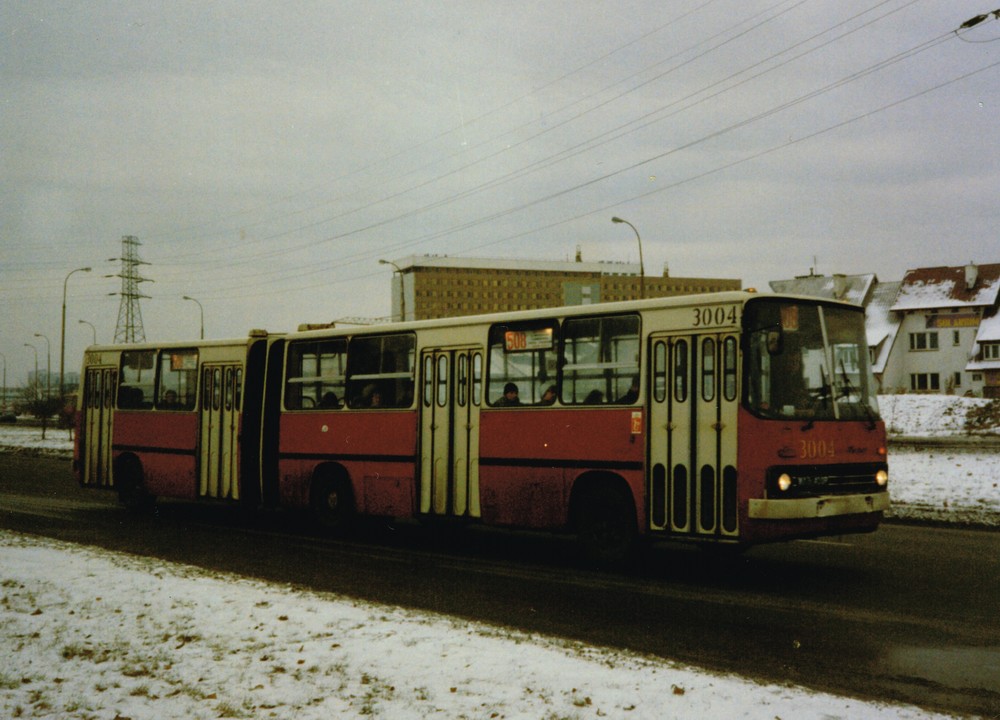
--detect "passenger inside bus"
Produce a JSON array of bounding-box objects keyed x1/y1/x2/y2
[
  {"x1": 319, "y1": 392, "x2": 341, "y2": 409},
  {"x1": 497, "y1": 382, "x2": 520, "y2": 406},
  {"x1": 616, "y1": 377, "x2": 639, "y2": 404},
  {"x1": 540, "y1": 385, "x2": 557, "y2": 404}
]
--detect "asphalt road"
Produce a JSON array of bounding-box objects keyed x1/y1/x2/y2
[{"x1": 1, "y1": 454, "x2": 998, "y2": 717}]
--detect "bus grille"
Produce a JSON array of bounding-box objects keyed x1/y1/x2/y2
[{"x1": 766, "y1": 463, "x2": 887, "y2": 499}]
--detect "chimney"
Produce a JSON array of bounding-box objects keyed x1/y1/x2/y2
[
  {"x1": 833, "y1": 274, "x2": 848, "y2": 299},
  {"x1": 575, "y1": 246, "x2": 582, "y2": 263},
  {"x1": 965, "y1": 262, "x2": 978, "y2": 291}
]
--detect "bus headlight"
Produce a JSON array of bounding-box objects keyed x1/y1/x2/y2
[
  {"x1": 875, "y1": 469, "x2": 888, "y2": 487},
  {"x1": 777, "y1": 473, "x2": 793, "y2": 492}
]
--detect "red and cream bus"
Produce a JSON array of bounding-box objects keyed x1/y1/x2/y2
[{"x1": 75, "y1": 291, "x2": 889, "y2": 560}]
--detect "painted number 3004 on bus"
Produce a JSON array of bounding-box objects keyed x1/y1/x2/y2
[{"x1": 74, "y1": 291, "x2": 889, "y2": 564}]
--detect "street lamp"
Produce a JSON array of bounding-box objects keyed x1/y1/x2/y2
[
  {"x1": 61, "y1": 266, "x2": 91, "y2": 399},
  {"x1": 182, "y1": 296, "x2": 204, "y2": 339},
  {"x1": 34, "y1": 333, "x2": 51, "y2": 400},
  {"x1": 379, "y1": 260, "x2": 406, "y2": 322},
  {"x1": 79, "y1": 319, "x2": 97, "y2": 345},
  {"x1": 611, "y1": 216, "x2": 645, "y2": 300},
  {"x1": 24, "y1": 343, "x2": 38, "y2": 400}
]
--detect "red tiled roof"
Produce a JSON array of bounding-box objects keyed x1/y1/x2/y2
[{"x1": 890, "y1": 264, "x2": 1000, "y2": 311}]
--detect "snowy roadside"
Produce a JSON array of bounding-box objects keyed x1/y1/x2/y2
[{"x1": 0, "y1": 531, "x2": 960, "y2": 720}]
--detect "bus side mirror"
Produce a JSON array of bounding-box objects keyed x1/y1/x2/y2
[{"x1": 766, "y1": 329, "x2": 784, "y2": 356}]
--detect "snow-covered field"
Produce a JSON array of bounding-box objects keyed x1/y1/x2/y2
[{"x1": 0, "y1": 395, "x2": 995, "y2": 719}]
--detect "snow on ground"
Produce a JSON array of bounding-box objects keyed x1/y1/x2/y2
[
  {"x1": 0, "y1": 532, "x2": 958, "y2": 720},
  {"x1": 0, "y1": 395, "x2": 996, "y2": 719}
]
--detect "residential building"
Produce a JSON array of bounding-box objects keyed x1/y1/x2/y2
[
  {"x1": 890, "y1": 263, "x2": 1000, "y2": 396},
  {"x1": 384, "y1": 254, "x2": 741, "y2": 321}
]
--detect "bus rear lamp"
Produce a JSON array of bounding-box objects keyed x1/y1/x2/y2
[
  {"x1": 777, "y1": 473, "x2": 793, "y2": 492},
  {"x1": 875, "y1": 469, "x2": 888, "y2": 487}
]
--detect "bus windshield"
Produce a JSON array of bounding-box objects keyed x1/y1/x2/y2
[{"x1": 745, "y1": 299, "x2": 880, "y2": 422}]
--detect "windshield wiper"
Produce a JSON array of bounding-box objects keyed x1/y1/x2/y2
[{"x1": 838, "y1": 360, "x2": 877, "y2": 430}]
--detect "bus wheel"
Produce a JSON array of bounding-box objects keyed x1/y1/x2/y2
[
  {"x1": 116, "y1": 456, "x2": 155, "y2": 514},
  {"x1": 311, "y1": 473, "x2": 354, "y2": 534},
  {"x1": 575, "y1": 485, "x2": 637, "y2": 566}
]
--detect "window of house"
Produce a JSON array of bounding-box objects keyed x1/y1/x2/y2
[
  {"x1": 983, "y1": 344, "x2": 1000, "y2": 360},
  {"x1": 910, "y1": 373, "x2": 940, "y2": 391},
  {"x1": 909, "y1": 332, "x2": 939, "y2": 351}
]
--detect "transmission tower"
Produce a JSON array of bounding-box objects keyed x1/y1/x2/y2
[{"x1": 111, "y1": 235, "x2": 151, "y2": 344}]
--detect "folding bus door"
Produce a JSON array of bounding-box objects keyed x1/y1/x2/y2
[
  {"x1": 82, "y1": 366, "x2": 116, "y2": 488},
  {"x1": 648, "y1": 334, "x2": 739, "y2": 538},
  {"x1": 419, "y1": 347, "x2": 482, "y2": 518},
  {"x1": 199, "y1": 363, "x2": 242, "y2": 500}
]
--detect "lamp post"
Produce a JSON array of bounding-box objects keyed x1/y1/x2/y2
[
  {"x1": 0, "y1": 351, "x2": 6, "y2": 411},
  {"x1": 611, "y1": 216, "x2": 645, "y2": 300},
  {"x1": 34, "y1": 333, "x2": 51, "y2": 400},
  {"x1": 78, "y1": 320, "x2": 97, "y2": 345},
  {"x1": 61, "y1": 266, "x2": 91, "y2": 400},
  {"x1": 24, "y1": 343, "x2": 38, "y2": 400},
  {"x1": 182, "y1": 296, "x2": 204, "y2": 339},
  {"x1": 379, "y1": 259, "x2": 406, "y2": 322}
]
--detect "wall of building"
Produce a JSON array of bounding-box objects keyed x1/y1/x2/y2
[
  {"x1": 890, "y1": 310, "x2": 985, "y2": 395},
  {"x1": 394, "y1": 261, "x2": 740, "y2": 321}
]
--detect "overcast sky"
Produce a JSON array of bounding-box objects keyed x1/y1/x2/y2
[{"x1": 2, "y1": 1, "x2": 998, "y2": 383}]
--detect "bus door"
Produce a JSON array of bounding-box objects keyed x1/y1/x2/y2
[
  {"x1": 82, "y1": 366, "x2": 116, "y2": 487},
  {"x1": 648, "y1": 333, "x2": 739, "y2": 538},
  {"x1": 199, "y1": 363, "x2": 242, "y2": 500},
  {"x1": 419, "y1": 347, "x2": 482, "y2": 518}
]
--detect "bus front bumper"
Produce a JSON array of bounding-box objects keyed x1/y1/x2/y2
[{"x1": 748, "y1": 492, "x2": 890, "y2": 520}]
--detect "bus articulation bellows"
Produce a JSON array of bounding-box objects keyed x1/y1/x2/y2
[{"x1": 75, "y1": 291, "x2": 889, "y2": 562}]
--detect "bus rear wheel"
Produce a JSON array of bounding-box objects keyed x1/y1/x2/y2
[
  {"x1": 310, "y1": 473, "x2": 354, "y2": 535},
  {"x1": 575, "y1": 484, "x2": 637, "y2": 566},
  {"x1": 116, "y1": 456, "x2": 155, "y2": 514}
]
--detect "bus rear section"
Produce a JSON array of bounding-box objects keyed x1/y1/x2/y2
[{"x1": 75, "y1": 337, "x2": 270, "y2": 510}]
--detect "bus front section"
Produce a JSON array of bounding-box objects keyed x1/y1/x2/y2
[{"x1": 739, "y1": 297, "x2": 889, "y2": 543}]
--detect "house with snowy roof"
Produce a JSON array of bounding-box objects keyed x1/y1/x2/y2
[{"x1": 887, "y1": 262, "x2": 1000, "y2": 396}]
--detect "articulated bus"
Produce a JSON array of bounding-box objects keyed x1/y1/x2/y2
[{"x1": 75, "y1": 291, "x2": 889, "y2": 560}]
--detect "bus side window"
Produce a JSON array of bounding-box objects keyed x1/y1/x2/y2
[
  {"x1": 284, "y1": 338, "x2": 347, "y2": 410},
  {"x1": 157, "y1": 349, "x2": 198, "y2": 410},
  {"x1": 118, "y1": 350, "x2": 155, "y2": 409},
  {"x1": 345, "y1": 333, "x2": 415, "y2": 408},
  {"x1": 561, "y1": 314, "x2": 640, "y2": 405},
  {"x1": 486, "y1": 320, "x2": 558, "y2": 406}
]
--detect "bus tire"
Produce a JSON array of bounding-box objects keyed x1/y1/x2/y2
[
  {"x1": 310, "y1": 470, "x2": 354, "y2": 535},
  {"x1": 574, "y1": 483, "x2": 637, "y2": 566},
  {"x1": 116, "y1": 455, "x2": 155, "y2": 514}
]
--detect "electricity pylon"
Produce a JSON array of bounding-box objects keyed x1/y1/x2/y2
[{"x1": 111, "y1": 235, "x2": 151, "y2": 344}]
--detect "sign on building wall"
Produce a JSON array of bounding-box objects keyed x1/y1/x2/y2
[{"x1": 926, "y1": 314, "x2": 979, "y2": 328}]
